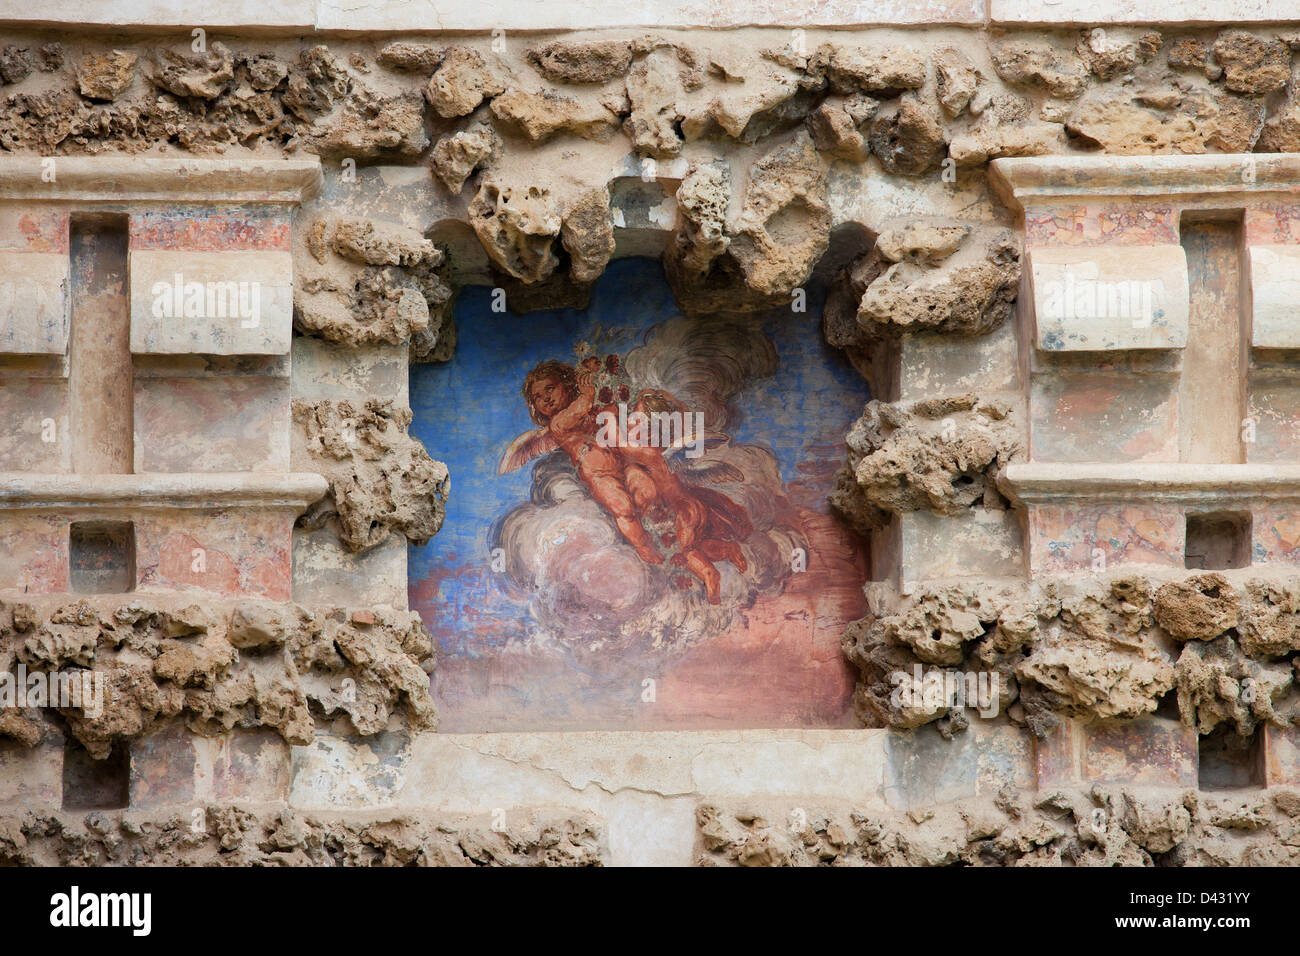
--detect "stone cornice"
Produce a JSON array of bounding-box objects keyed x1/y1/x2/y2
[
  {"x1": 4, "y1": 0, "x2": 1300, "y2": 31},
  {"x1": 989, "y1": 154, "x2": 1300, "y2": 212},
  {"x1": 999, "y1": 462, "x2": 1300, "y2": 507},
  {"x1": 0, "y1": 473, "x2": 329, "y2": 512},
  {"x1": 0, "y1": 158, "x2": 323, "y2": 205}
]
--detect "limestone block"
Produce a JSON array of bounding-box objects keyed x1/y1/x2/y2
[
  {"x1": 128, "y1": 206, "x2": 292, "y2": 253},
  {"x1": 1251, "y1": 507, "x2": 1300, "y2": 566},
  {"x1": 1245, "y1": 205, "x2": 1300, "y2": 247},
  {"x1": 0, "y1": 514, "x2": 70, "y2": 593},
  {"x1": 1036, "y1": 717, "x2": 1197, "y2": 789},
  {"x1": 884, "y1": 724, "x2": 977, "y2": 810},
  {"x1": 974, "y1": 721, "x2": 1035, "y2": 794},
  {"x1": 1250, "y1": 245, "x2": 1300, "y2": 349},
  {"x1": 900, "y1": 508, "x2": 1024, "y2": 583},
  {"x1": 1025, "y1": 204, "x2": 1178, "y2": 248},
  {"x1": 898, "y1": 321, "x2": 1020, "y2": 401},
  {"x1": 288, "y1": 731, "x2": 410, "y2": 810},
  {"x1": 130, "y1": 723, "x2": 291, "y2": 809},
  {"x1": 1246, "y1": 371, "x2": 1300, "y2": 464},
  {"x1": 1028, "y1": 245, "x2": 1188, "y2": 352},
  {"x1": 1030, "y1": 368, "x2": 1179, "y2": 462},
  {"x1": 0, "y1": 372, "x2": 71, "y2": 472},
  {"x1": 129, "y1": 249, "x2": 292, "y2": 355},
  {"x1": 1026, "y1": 503, "x2": 1183, "y2": 573},
  {"x1": 292, "y1": 525, "x2": 408, "y2": 608},
  {"x1": 0, "y1": 252, "x2": 69, "y2": 355},
  {"x1": 134, "y1": 510, "x2": 294, "y2": 599},
  {"x1": 291, "y1": 336, "x2": 408, "y2": 407},
  {"x1": 0, "y1": 737, "x2": 63, "y2": 808},
  {"x1": 991, "y1": 0, "x2": 1296, "y2": 22},
  {"x1": 1085, "y1": 718, "x2": 1197, "y2": 788},
  {"x1": 134, "y1": 363, "x2": 291, "y2": 473},
  {"x1": 314, "y1": 0, "x2": 986, "y2": 30},
  {"x1": 1262, "y1": 724, "x2": 1300, "y2": 787}
]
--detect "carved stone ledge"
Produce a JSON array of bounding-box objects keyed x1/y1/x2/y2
[
  {"x1": 0, "y1": 157, "x2": 323, "y2": 205},
  {"x1": 1000, "y1": 462, "x2": 1300, "y2": 506},
  {"x1": 0, "y1": 472, "x2": 328, "y2": 512},
  {"x1": 990, "y1": 153, "x2": 1300, "y2": 211}
]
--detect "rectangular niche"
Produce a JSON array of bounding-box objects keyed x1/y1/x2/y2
[
  {"x1": 1198, "y1": 725, "x2": 1264, "y2": 790},
  {"x1": 1184, "y1": 511, "x2": 1251, "y2": 571},
  {"x1": 69, "y1": 520, "x2": 135, "y2": 593},
  {"x1": 407, "y1": 257, "x2": 872, "y2": 732},
  {"x1": 62, "y1": 739, "x2": 130, "y2": 810}
]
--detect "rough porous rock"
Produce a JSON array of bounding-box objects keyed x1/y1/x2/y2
[
  {"x1": 1259, "y1": 85, "x2": 1300, "y2": 153},
  {"x1": 309, "y1": 88, "x2": 429, "y2": 159},
  {"x1": 991, "y1": 40, "x2": 1088, "y2": 98},
  {"x1": 625, "y1": 49, "x2": 685, "y2": 157},
  {"x1": 1074, "y1": 28, "x2": 1159, "y2": 81},
  {"x1": 282, "y1": 45, "x2": 351, "y2": 121},
  {"x1": 844, "y1": 223, "x2": 1020, "y2": 341},
  {"x1": 1211, "y1": 30, "x2": 1291, "y2": 95},
  {"x1": 665, "y1": 135, "x2": 827, "y2": 312},
  {"x1": 426, "y1": 47, "x2": 505, "y2": 118},
  {"x1": 468, "y1": 180, "x2": 563, "y2": 284},
  {"x1": 293, "y1": 398, "x2": 451, "y2": 553},
  {"x1": 728, "y1": 132, "x2": 829, "y2": 299},
  {"x1": 805, "y1": 95, "x2": 877, "y2": 161},
  {"x1": 949, "y1": 118, "x2": 1067, "y2": 165},
  {"x1": 1017, "y1": 578, "x2": 1175, "y2": 724},
  {"x1": 868, "y1": 97, "x2": 947, "y2": 177},
  {"x1": 662, "y1": 158, "x2": 731, "y2": 305},
  {"x1": 833, "y1": 394, "x2": 1020, "y2": 532},
  {"x1": 0, "y1": 597, "x2": 435, "y2": 757},
  {"x1": 935, "y1": 47, "x2": 980, "y2": 117},
  {"x1": 377, "y1": 42, "x2": 444, "y2": 74},
  {"x1": 1167, "y1": 36, "x2": 1211, "y2": 74},
  {"x1": 295, "y1": 216, "x2": 452, "y2": 349},
  {"x1": 843, "y1": 570, "x2": 1300, "y2": 734},
  {"x1": 77, "y1": 51, "x2": 138, "y2": 102},
  {"x1": 490, "y1": 86, "x2": 622, "y2": 142},
  {"x1": 0, "y1": 44, "x2": 34, "y2": 85},
  {"x1": 818, "y1": 43, "x2": 927, "y2": 97},
  {"x1": 431, "y1": 122, "x2": 501, "y2": 194},
  {"x1": 1153, "y1": 574, "x2": 1241, "y2": 642},
  {"x1": 152, "y1": 43, "x2": 234, "y2": 100},
  {"x1": 1175, "y1": 636, "x2": 1295, "y2": 736},
  {"x1": 698, "y1": 787, "x2": 1300, "y2": 866},
  {"x1": 0, "y1": 807, "x2": 601, "y2": 867},
  {"x1": 561, "y1": 186, "x2": 616, "y2": 284},
  {"x1": 527, "y1": 39, "x2": 634, "y2": 84},
  {"x1": 1065, "y1": 89, "x2": 1264, "y2": 154},
  {"x1": 1237, "y1": 581, "x2": 1300, "y2": 658}
]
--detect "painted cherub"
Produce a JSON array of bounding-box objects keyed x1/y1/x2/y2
[
  {"x1": 500, "y1": 358, "x2": 752, "y2": 603},
  {"x1": 618, "y1": 388, "x2": 750, "y2": 604},
  {"x1": 500, "y1": 358, "x2": 664, "y2": 565}
]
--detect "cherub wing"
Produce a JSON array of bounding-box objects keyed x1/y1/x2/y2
[
  {"x1": 665, "y1": 435, "x2": 744, "y2": 484},
  {"x1": 497, "y1": 427, "x2": 559, "y2": 475}
]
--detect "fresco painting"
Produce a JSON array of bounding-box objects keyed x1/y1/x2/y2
[{"x1": 409, "y1": 257, "x2": 869, "y2": 731}]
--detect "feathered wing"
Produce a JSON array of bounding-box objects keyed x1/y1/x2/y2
[
  {"x1": 671, "y1": 455, "x2": 745, "y2": 485},
  {"x1": 497, "y1": 427, "x2": 559, "y2": 474}
]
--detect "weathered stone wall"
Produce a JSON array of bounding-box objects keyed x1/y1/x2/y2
[{"x1": 3, "y1": 2, "x2": 1300, "y2": 866}]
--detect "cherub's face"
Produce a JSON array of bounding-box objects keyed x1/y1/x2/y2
[{"x1": 529, "y1": 375, "x2": 571, "y2": 419}]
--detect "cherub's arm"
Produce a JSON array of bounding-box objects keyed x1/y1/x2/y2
[{"x1": 550, "y1": 372, "x2": 597, "y2": 434}]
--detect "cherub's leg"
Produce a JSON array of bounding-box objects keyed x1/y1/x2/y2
[
  {"x1": 585, "y1": 473, "x2": 663, "y2": 564},
  {"x1": 682, "y1": 549, "x2": 722, "y2": 604},
  {"x1": 699, "y1": 538, "x2": 748, "y2": 573}
]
